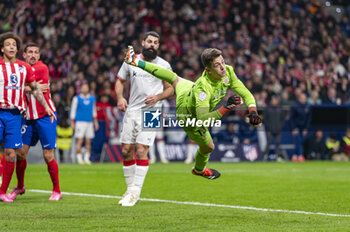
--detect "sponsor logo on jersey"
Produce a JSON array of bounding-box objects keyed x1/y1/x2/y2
[
  {"x1": 5, "y1": 86, "x2": 22, "y2": 90},
  {"x1": 19, "y1": 66, "x2": 25, "y2": 73},
  {"x1": 10, "y1": 73, "x2": 18, "y2": 85}
]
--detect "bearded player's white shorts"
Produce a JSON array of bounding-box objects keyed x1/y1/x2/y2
[
  {"x1": 75, "y1": 121, "x2": 95, "y2": 139},
  {"x1": 120, "y1": 110, "x2": 156, "y2": 146}
]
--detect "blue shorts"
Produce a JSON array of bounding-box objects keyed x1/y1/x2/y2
[
  {"x1": 22, "y1": 113, "x2": 57, "y2": 149},
  {"x1": 0, "y1": 109, "x2": 23, "y2": 149}
]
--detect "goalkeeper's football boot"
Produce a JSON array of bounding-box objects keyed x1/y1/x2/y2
[
  {"x1": 124, "y1": 46, "x2": 138, "y2": 66},
  {"x1": 7, "y1": 186, "x2": 25, "y2": 200},
  {"x1": 192, "y1": 167, "x2": 221, "y2": 179},
  {"x1": 49, "y1": 191, "x2": 62, "y2": 201}
]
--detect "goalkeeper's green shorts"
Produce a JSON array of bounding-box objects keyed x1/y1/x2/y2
[{"x1": 174, "y1": 79, "x2": 212, "y2": 147}]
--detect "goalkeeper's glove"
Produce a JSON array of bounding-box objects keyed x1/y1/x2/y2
[
  {"x1": 247, "y1": 107, "x2": 262, "y2": 126},
  {"x1": 218, "y1": 95, "x2": 242, "y2": 115},
  {"x1": 124, "y1": 46, "x2": 140, "y2": 66}
]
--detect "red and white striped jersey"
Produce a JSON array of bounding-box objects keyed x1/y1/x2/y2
[
  {"x1": 25, "y1": 61, "x2": 56, "y2": 120},
  {"x1": 0, "y1": 58, "x2": 35, "y2": 113}
]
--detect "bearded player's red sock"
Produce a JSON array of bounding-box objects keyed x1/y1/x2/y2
[{"x1": 47, "y1": 159, "x2": 61, "y2": 193}]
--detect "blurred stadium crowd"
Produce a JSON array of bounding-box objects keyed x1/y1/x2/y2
[{"x1": 0, "y1": 0, "x2": 350, "y2": 160}]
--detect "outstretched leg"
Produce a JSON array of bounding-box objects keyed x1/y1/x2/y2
[{"x1": 125, "y1": 46, "x2": 180, "y2": 87}]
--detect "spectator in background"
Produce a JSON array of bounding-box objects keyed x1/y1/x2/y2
[
  {"x1": 326, "y1": 134, "x2": 348, "y2": 161},
  {"x1": 70, "y1": 83, "x2": 99, "y2": 165},
  {"x1": 65, "y1": 85, "x2": 75, "y2": 107},
  {"x1": 290, "y1": 93, "x2": 311, "y2": 162},
  {"x1": 323, "y1": 87, "x2": 339, "y2": 105},
  {"x1": 56, "y1": 117, "x2": 73, "y2": 163},
  {"x1": 307, "y1": 90, "x2": 322, "y2": 105},
  {"x1": 215, "y1": 122, "x2": 240, "y2": 145},
  {"x1": 52, "y1": 93, "x2": 68, "y2": 123},
  {"x1": 280, "y1": 89, "x2": 294, "y2": 107},
  {"x1": 263, "y1": 95, "x2": 287, "y2": 161},
  {"x1": 91, "y1": 94, "x2": 115, "y2": 161},
  {"x1": 74, "y1": 72, "x2": 88, "y2": 94},
  {"x1": 340, "y1": 128, "x2": 350, "y2": 158},
  {"x1": 305, "y1": 129, "x2": 327, "y2": 160},
  {"x1": 238, "y1": 114, "x2": 259, "y2": 146}
]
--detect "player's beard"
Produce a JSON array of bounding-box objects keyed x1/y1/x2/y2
[{"x1": 142, "y1": 47, "x2": 157, "y2": 60}]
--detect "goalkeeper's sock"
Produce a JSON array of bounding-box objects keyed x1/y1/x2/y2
[
  {"x1": 138, "y1": 60, "x2": 177, "y2": 84},
  {"x1": 194, "y1": 149, "x2": 210, "y2": 173},
  {"x1": 123, "y1": 159, "x2": 136, "y2": 192}
]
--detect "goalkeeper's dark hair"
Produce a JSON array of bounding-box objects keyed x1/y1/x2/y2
[
  {"x1": 201, "y1": 48, "x2": 222, "y2": 67},
  {"x1": 24, "y1": 42, "x2": 40, "y2": 53},
  {"x1": 143, "y1": 31, "x2": 160, "y2": 40},
  {"x1": 0, "y1": 32, "x2": 22, "y2": 56}
]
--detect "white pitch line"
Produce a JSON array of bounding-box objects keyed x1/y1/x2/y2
[{"x1": 28, "y1": 189, "x2": 350, "y2": 218}]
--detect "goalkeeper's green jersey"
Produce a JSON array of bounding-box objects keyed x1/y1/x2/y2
[{"x1": 177, "y1": 65, "x2": 256, "y2": 122}]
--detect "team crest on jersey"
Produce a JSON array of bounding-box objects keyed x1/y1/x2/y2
[
  {"x1": 10, "y1": 73, "x2": 18, "y2": 85},
  {"x1": 19, "y1": 66, "x2": 25, "y2": 73},
  {"x1": 223, "y1": 76, "x2": 229, "y2": 84},
  {"x1": 198, "y1": 92, "x2": 207, "y2": 101}
]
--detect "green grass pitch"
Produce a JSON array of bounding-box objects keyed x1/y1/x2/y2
[{"x1": 1, "y1": 162, "x2": 350, "y2": 231}]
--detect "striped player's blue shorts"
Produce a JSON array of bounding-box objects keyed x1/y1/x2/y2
[
  {"x1": 0, "y1": 109, "x2": 23, "y2": 149},
  {"x1": 21, "y1": 112, "x2": 57, "y2": 149}
]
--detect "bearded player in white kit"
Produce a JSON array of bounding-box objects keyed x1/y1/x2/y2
[{"x1": 115, "y1": 31, "x2": 174, "y2": 206}]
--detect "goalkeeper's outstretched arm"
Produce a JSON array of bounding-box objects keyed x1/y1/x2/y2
[{"x1": 125, "y1": 46, "x2": 181, "y2": 86}]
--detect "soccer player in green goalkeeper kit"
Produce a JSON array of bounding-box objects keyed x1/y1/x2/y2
[{"x1": 125, "y1": 46, "x2": 262, "y2": 179}]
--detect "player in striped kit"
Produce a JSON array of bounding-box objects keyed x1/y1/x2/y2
[
  {"x1": 0, "y1": 32, "x2": 56, "y2": 203},
  {"x1": 7, "y1": 43, "x2": 62, "y2": 201}
]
